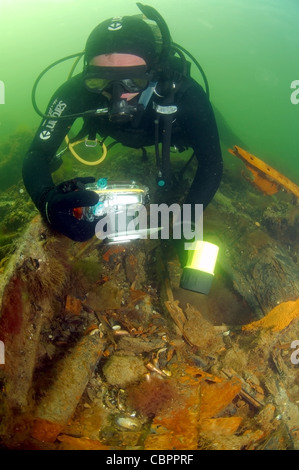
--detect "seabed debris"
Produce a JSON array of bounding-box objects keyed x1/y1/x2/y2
[{"x1": 1, "y1": 143, "x2": 299, "y2": 450}]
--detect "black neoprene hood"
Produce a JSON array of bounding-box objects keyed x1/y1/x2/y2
[{"x1": 85, "y1": 16, "x2": 157, "y2": 67}]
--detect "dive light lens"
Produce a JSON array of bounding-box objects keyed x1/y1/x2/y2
[
  {"x1": 180, "y1": 241, "x2": 219, "y2": 295},
  {"x1": 187, "y1": 241, "x2": 219, "y2": 274}
]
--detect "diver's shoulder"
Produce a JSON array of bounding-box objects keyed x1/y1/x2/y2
[
  {"x1": 176, "y1": 75, "x2": 207, "y2": 99},
  {"x1": 55, "y1": 73, "x2": 84, "y2": 94}
]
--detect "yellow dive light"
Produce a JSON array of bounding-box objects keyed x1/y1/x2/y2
[{"x1": 180, "y1": 241, "x2": 219, "y2": 295}]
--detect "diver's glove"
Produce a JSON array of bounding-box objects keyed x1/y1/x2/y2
[{"x1": 39, "y1": 177, "x2": 99, "y2": 242}]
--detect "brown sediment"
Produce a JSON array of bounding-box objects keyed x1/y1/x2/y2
[
  {"x1": 126, "y1": 375, "x2": 179, "y2": 419},
  {"x1": 30, "y1": 333, "x2": 106, "y2": 443},
  {"x1": 2, "y1": 142, "x2": 299, "y2": 450}
]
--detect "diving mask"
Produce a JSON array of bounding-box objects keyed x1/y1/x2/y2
[
  {"x1": 84, "y1": 65, "x2": 150, "y2": 94},
  {"x1": 84, "y1": 65, "x2": 151, "y2": 123}
]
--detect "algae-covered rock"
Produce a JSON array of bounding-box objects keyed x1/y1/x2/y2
[
  {"x1": 87, "y1": 281, "x2": 124, "y2": 310},
  {"x1": 103, "y1": 354, "x2": 147, "y2": 387},
  {"x1": 0, "y1": 128, "x2": 34, "y2": 191}
]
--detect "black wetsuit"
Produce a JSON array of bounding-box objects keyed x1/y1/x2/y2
[{"x1": 23, "y1": 72, "x2": 222, "y2": 238}]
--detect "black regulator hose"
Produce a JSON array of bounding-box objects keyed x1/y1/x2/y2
[
  {"x1": 31, "y1": 52, "x2": 86, "y2": 120},
  {"x1": 172, "y1": 42, "x2": 210, "y2": 99}
]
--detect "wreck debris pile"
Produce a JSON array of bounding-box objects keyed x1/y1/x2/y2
[
  {"x1": 0, "y1": 210, "x2": 298, "y2": 449},
  {"x1": 0, "y1": 144, "x2": 299, "y2": 450}
]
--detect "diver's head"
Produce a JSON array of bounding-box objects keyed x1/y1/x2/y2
[
  {"x1": 84, "y1": 16, "x2": 156, "y2": 68},
  {"x1": 83, "y1": 16, "x2": 157, "y2": 122},
  {"x1": 88, "y1": 53, "x2": 148, "y2": 102}
]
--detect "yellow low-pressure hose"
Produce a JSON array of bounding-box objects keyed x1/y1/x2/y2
[{"x1": 65, "y1": 135, "x2": 107, "y2": 166}]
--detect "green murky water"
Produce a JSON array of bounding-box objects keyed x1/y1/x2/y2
[{"x1": 1, "y1": 0, "x2": 299, "y2": 180}]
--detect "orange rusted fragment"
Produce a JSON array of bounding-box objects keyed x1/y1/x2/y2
[
  {"x1": 242, "y1": 298, "x2": 299, "y2": 333},
  {"x1": 179, "y1": 364, "x2": 223, "y2": 384},
  {"x1": 129, "y1": 288, "x2": 147, "y2": 303},
  {"x1": 96, "y1": 275, "x2": 109, "y2": 286},
  {"x1": 144, "y1": 374, "x2": 201, "y2": 450},
  {"x1": 103, "y1": 245, "x2": 125, "y2": 262},
  {"x1": 199, "y1": 417, "x2": 243, "y2": 436},
  {"x1": 243, "y1": 167, "x2": 279, "y2": 195},
  {"x1": 57, "y1": 434, "x2": 112, "y2": 450},
  {"x1": 229, "y1": 146, "x2": 299, "y2": 197},
  {"x1": 31, "y1": 418, "x2": 64, "y2": 443},
  {"x1": 199, "y1": 377, "x2": 242, "y2": 420},
  {"x1": 144, "y1": 365, "x2": 229, "y2": 450},
  {"x1": 65, "y1": 295, "x2": 82, "y2": 315}
]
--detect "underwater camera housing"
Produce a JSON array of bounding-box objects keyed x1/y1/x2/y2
[{"x1": 74, "y1": 178, "x2": 150, "y2": 223}]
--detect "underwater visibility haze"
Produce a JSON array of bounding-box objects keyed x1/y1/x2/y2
[
  {"x1": 1, "y1": 0, "x2": 299, "y2": 179},
  {"x1": 0, "y1": 0, "x2": 299, "y2": 452}
]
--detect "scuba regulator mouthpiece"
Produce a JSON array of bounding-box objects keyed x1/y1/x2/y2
[
  {"x1": 83, "y1": 66, "x2": 151, "y2": 123},
  {"x1": 109, "y1": 98, "x2": 137, "y2": 123},
  {"x1": 108, "y1": 82, "x2": 138, "y2": 123}
]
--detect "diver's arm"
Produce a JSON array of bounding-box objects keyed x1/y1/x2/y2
[
  {"x1": 22, "y1": 77, "x2": 100, "y2": 241},
  {"x1": 23, "y1": 149, "x2": 57, "y2": 213},
  {"x1": 22, "y1": 82, "x2": 79, "y2": 208},
  {"x1": 178, "y1": 81, "x2": 223, "y2": 209},
  {"x1": 22, "y1": 129, "x2": 74, "y2": 212},
  {"x1": 23, "y1": 74, "x2": 102, "y2": 206}
]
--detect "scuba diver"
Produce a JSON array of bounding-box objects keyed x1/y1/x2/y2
[{"x1": 22, "y1": 4, "x2": 223, "y2": 249}]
